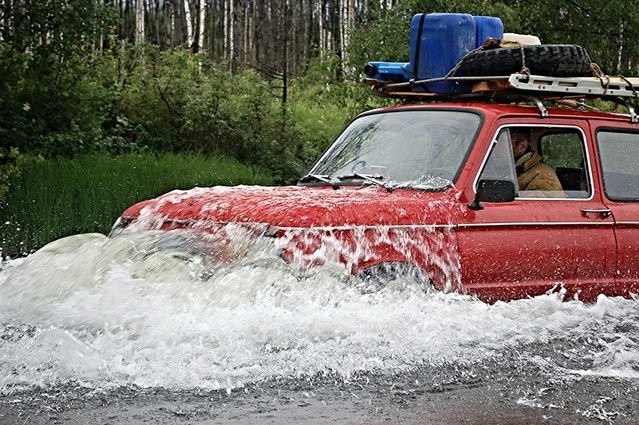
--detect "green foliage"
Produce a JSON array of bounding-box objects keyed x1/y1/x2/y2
[
  {"x1": 288, "y1": 54, "x2": 402, "y2": 164},
  {"x1": 2, "y1": 34, "x2": 332, "y2": 182},
  {"x1": 288, "y1": 100, "x2": 346, "y2": 166},
  {"x1": 0, "y1": 153, "x2": 273, "y2": 257},
  {"x1": 95, "y1": 46, "x2": 315, "y2": 182},
  {"x1": 0, "y1": 0, "x2": 117, "y2": 155},
  {"x1": 290, "y1": 56, "x2": 363, "y2": 160},
  {"x1": 348, "y1": 7, "x2": 412, "y2": 68},
  {"x1": 398, "y1": 0, "x2": 517, "y2": 22},
  {"x1": 0, "y1": 148, "x2": 25, "y2": 207},
  {"x1": 508, "y1": 1, "x2": 639, "y2": 75}
]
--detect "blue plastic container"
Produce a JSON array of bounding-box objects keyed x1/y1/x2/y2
[
  {"x1": 474, "y1": 15, "x2": 504, "y2": 47},
  {"x1": 364, "y1": 61, "x2": 411, "y2": 83},
  {"x1": 408, "y1": 13, "x2": 476, "y2": 93}
]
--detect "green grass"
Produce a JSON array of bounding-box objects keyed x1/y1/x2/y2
[{"x1": 0, "y1": 153, "x2": 273, "y2": 257}]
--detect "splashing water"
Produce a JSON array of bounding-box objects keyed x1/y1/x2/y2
[{"x1": 1, "y1": 230, "x2": 639, "y2": 398}]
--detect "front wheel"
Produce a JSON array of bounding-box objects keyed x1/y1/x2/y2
[{"x1": 358, "y1": 262, "x2": 432, "y2": 294}]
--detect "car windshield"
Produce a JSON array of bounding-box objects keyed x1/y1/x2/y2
[{"x1": 305, "y1": 110, "x2": 481, "y2": 189}]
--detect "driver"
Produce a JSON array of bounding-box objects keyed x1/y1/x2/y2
[{"x1": 510, "y1": 128, "x2": 562, "y2": 191}]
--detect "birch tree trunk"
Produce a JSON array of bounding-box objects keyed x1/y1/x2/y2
[
  {"x1": 319, "y1": 1, "x2": 325, "y2": 55},
  {"x1": 0, "y1": 0, "x2": 5, "y2": 42},
  {"x1": 340, "y1": 0, "x2": 346, "y2": 62},
  {"x1": 616, "y1": 21, "x2": 624, "y2": 75},
  {"x1": 184, "y1": 0, "x2": 194, "y2": 50},
  {"x1": 243, "y1": 3, "x2": 249, "y2": 68},
  {"x1": 98, "y1": 0, "x2": 105, "y2": 53},
  {"x1": 135, "y1": 0, "x2": 145, "y2": 44},
  {"x1": 169, "y1": 0, "x2": 175, "y2": 46},
  {"x1": 223, "y1": 0, "x2": 229, "y2": 60},
  {"x1": 227, "y1": 0, "x2": 234, "y2": 70},
  {"x1": 197, "y1": 0, "x2": 206, "y2": 53}
]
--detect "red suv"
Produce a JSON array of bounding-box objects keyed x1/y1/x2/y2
[{"x1": 112, "y1": 74, "x2": 639, "y2": 302}]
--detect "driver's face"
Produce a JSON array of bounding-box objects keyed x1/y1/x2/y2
[{"x1": 511, "y1": 135, "x2": 529, "y2": 159}]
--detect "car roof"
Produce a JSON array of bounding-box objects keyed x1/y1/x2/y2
[{"x1": 363, "y1": 101, "x2": 635, "y2": 123}]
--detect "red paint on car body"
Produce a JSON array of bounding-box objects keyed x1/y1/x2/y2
[{"x1": 115, "y1": 103, "x2": 639, "y2": 302}]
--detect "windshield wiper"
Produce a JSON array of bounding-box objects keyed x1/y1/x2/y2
[
  {"x1": 336, "y1": 173, "x2": 393, "y2": 192},
  {"x1": 298, "y1": 174, "x2": 339, "y2": 189}
]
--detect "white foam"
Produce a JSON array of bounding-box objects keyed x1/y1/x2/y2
[{"x1": 1, "y1": 233, "x2": 639, "y2": 393}]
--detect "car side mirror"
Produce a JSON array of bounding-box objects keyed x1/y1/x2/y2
[{"x1": 468, "y1": 179, "x2": 516, "y2": 210}]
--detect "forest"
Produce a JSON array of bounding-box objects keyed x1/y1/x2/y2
[{"x1": 1, "y1": 0, "x2": 639, "y2": 254}]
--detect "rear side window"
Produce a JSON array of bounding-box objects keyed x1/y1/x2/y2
[
  {"x1": 539, "y1": 131, "x2": 591, "y2": 198},
  {"x1": 597, "y1": 131, "x2": 639, "y2": 201}
]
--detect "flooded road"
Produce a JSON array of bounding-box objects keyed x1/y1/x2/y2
[{"x1": 1, "y1": 233, "x2": 638, "y2": 424}]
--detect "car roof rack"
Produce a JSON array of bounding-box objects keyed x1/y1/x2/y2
[{"x1": 365, "y1": 73, "x2": 639, "y2": 123}]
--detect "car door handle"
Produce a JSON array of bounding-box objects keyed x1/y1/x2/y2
[{"x1": 580, "y1": 208, "x2": 612, "y2": 218}]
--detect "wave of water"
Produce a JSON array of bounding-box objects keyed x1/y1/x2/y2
[{"x1": 1, "y1": 233, "x2": 639, "y2": 395}]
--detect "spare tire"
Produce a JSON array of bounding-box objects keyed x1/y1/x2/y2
[{"x1": 454, "y1": 44, "x2": 592, "y2": 77}]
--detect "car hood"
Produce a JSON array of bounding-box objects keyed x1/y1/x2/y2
[{"x1": 120, "y1": 185, "x2": 463, "y2": 229}]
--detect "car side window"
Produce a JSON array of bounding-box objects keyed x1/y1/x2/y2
[
  {"x1": 597, "y1": 131, "x2": 639, "y2": 201},
  {"x1": 539, "y1": 131, "x2": 591, "y2": 199}
]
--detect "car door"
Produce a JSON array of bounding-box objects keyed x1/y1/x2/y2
[
  {"x1": 595, "y1": 126, "x2": 639, "y2": 296},
  {"x1": 456, "y1": 120, "x2": 616, "y2": 302}
]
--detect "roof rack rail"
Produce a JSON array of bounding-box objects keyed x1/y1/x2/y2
[
  {"x1": 366, "y1": 73, "x2": 639, "y2": 101},
  {"x1": 508, "y1": 74, "x2": 639, "y2": 98}
]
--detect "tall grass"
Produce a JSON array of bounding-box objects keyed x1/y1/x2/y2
[{"x1": 0, "y1": 153, "x2": 273, "y2": 257}]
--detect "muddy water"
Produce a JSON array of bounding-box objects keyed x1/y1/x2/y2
[{"x1": 1, "y1": 233, "x2": 638, "y2": 424}]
